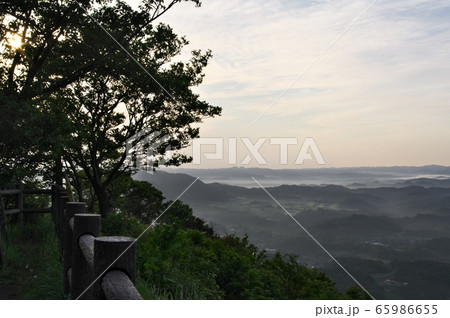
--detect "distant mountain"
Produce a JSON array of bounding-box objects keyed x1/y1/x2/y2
[
  {"x1": 134, "y1": 169, "x2": 450, "y2": 218},
  {"x1": 133, "y1": 167, "x2": 450, "y2": 299},
  {"x1": 160, "y1": 165, "x2": 450, "y2": 188},
  {"x1": 133, "y1": 170, "x2": 233, "y2": 202},
  {"x1": 395, "y1": 178, "x2": 450, "y2": 188}
]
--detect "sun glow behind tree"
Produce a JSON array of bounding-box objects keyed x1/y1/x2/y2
[{"x1": 5, "y1": 32, "x2": 22, "y2": 49}]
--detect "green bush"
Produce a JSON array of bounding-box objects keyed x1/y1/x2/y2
[
  {"x1": 111, "y1": 178, "x2": 214, "y2": 235},
  {"x1": 102, "y1": 212, "x2": 146, "y2": 238},
  {"x1": 101, "y1": 213, "x2": 367, "y2": 300},
  {"x1": 136, "y1": 225, "x2": 223, "y2": 299}
]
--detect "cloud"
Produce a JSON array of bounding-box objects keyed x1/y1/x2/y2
[{"x1": 126, "y1": 0, "x2": 450, "y2": 166}]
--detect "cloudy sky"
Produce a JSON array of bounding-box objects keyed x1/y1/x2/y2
[{"x1": 129, "y1": 0, "x2": 450, "y2": 169}]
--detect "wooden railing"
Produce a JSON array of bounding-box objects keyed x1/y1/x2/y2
[
  {"x1": 0, "y1": 184, "x2": 142, "y2": 300},
  {"x1": 0, "y1": 186, "x2": 53, "y2": 240},
  {"x1": 52, "y1": 185, "x2": 143, "y2": 300},
  {"x1": 1, "y1": 185, "x2": 53, "y2": 267}
]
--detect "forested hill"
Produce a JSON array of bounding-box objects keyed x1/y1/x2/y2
[
  {"x1": 134, "y1": 170, "x2": 450, "y2": 217},
  {"x1": 134, "y1": 169, "x2": 450, "y2": 299}
]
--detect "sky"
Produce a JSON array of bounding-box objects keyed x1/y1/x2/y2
[{"x1": 128, "y1": 0, "x2": 450, "y2": 169}]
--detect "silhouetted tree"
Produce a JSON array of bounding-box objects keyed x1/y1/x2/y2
[{"x1": 0, "y1": 1, "x2": 220, "y2": 218}]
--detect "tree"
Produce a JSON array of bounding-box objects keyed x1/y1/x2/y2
[
  {"x1": 52, "y1": 20, "x2": 219, "y2": 218},
  {"x1": 112, "y1": 178, "x2": 213, "y2": 234},
  {"x1": 1, "y1": 1, "x2": 219, "y2": 218},
  {"x1": 0, "y1": 1, "x2": 204, "y2": 178},
  {"x1": 0, "y1": 0, "x2": 100, "y2": 183},
  {"x1": 115, "y1": 179, "x2": 165, "y2": 221}
]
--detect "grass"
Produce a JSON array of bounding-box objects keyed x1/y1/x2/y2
[
  {"x1": 135, "y1": 277, "x2": 204, "y2": 300},
  {"x1": 1, "y1": 213, "x2": 197, "y2": 300},
  {"x1": 0, "y1": 214, "x2": 66, "y2": 299}
]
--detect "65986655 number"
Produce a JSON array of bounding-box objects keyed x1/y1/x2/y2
[{"x1": 375, "y1": 304, "x2": 437, "y2": 315}]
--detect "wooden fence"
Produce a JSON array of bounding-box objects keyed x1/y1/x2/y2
[
  {"x1": 0, "y1": 185, "x2": 142, "y2": 300},
  {"x1": 0, "y1": 185, "x2": 53, "y2": 263}
]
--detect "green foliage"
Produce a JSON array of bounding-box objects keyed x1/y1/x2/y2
[
  {"x1": 115, "y1": 179, "x2": 165, "y2": 222},
  {"x1": 23, "y1": 184, "x2": 51, "y2": 210},
  {"x1": 0, "y1": 215, "x2": 65, "y2": 299},
  {"x1": 265, "y1": 254, "x2": 341, "y2": 299},
  {"x1": 49, "y1": 1, "x2": 220, "y2": 218},
  {"x1": 209, "y1": 236, "x2": 342, "y2": 299},
  {"x1": 109, "y1": 177, "x2": 214, "y2": 234},
  {"x1": 137, "y1": 225, "x2": 223, "y2": 299},
  {"x1": 343, "y1": 286, "x2": 372, "y2": 300},
  {"x1": 102, "y1": 213, "x2": 366, "y2": 300},
  {"x1": 1, "y1": 1, "x2": 221, "y2": 218},
  {"x1": 102, "y1": 212, "x2": 147, "y2": 238},
  {"x1": 162, "y1": 200, "x2": 214, "y2": 236}
]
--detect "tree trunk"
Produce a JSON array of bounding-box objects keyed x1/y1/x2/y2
[
  {"x1": 93, "y1": 182, "x2": 112, "y2": 219},
  {"x1": 74, "y1": 185, "x2": 83, "y2": 203},
  {"x1": 54, "y1": 156, "x2": 63, "y2": 185}
]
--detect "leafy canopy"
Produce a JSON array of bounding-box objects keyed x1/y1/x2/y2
[{"x1": 1, "y1": 1, "x2": 220, "y2": 218}]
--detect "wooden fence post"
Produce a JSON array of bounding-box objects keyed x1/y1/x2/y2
[
  {"x1": 63, "y1": 202, "x2": 86, "y2": 295},
  {"x1": 51, "y1": 185, "x2": 57, "y2": 226},
  {"x1": 93, "y1": 236, "x2": 137, "y2": 299},
  {"x1": 52, "y1": 185, "x2": 63, "y2": 232},
  {"x1": 57, "y1": 194, "x2": 69, "y2": 244},
  {"x1": 16, "y1": 184, "x2": 23, "y2": 225},
  {"x1": 0, "y1": 193, "x2": 6, "y2": 270},
  {"x1": 0, "y1": 193, "x2": 8, "y2": 246},
  {"x1": 71, "y1": 213, "x2": 101, "y2": 299},
  {"x1": 0, "y1": 229, "x2": 3, "y2": 269}
]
